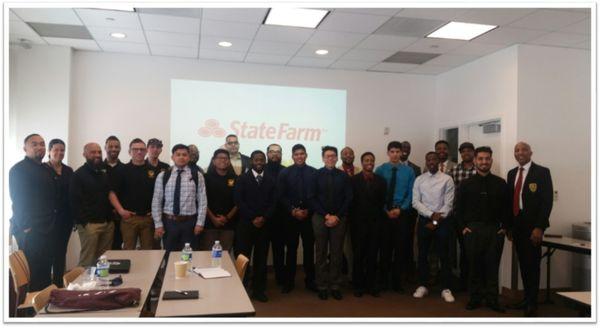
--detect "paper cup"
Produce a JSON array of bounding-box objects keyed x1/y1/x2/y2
[{"x1": 175, "y1": 261, "x2": 188, "y2": 279}]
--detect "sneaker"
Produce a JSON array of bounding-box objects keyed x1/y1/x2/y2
[
  {"x1": 441, "y1": 289, "x2": 455, "y2": 303},
  {"x1": 413, "y1": 286, "x2": 428, "y2": 298}
]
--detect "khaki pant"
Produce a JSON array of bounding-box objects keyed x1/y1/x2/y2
[
  {"x1": 120, "y1": 215, "x2": 154, "y2": 250},
  {"x1": 77, "y1": 221, "x2": 114, "y2": 267}
]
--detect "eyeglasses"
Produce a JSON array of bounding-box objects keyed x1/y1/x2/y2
[
  {"x1": 131, "y1": 148, "x2": 147, "y2": 152},
  {"x1": 226, "y1": 141, "x2": 239, "y2": 145},
  {"x1": 268, "y1": 150, "x2": 282, "y2": 154}
]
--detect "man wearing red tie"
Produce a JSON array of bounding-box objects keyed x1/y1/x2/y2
[{"x1": 507, "y1": 142, "x2": 554, "y2": 317}]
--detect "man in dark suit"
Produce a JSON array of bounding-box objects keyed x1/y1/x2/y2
[
  {"x1": 207, "y1": 134, "x2": 250, "y2": 176},
  {"x1": 506, "y1": 142, "x2": 553, "y2": 317},
  {"x1": 400, "y1": 141, "x2": 421, "y2": 283},
  {"x1": 234, "y1": 150, "x2": 276, "y2": 302},
  {"x1": 264, "y1": 144, "x2": 286, "y2": 287}
]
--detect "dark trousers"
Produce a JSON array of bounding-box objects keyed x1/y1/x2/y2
[
  {"x1": 514, "y1": 218, "x2": 542, "y2": 309},
  {"x1": 162, "y1": 218, "x2": 196, "y2": 252},
  {"x1": 52, "y1": 220, "x2": 72, "y2": 287},
  {"x1": 15, "y1": 228, "x2": 55, "y2": 292},
  {"x1": 312, "y1": 214, "x2": 346, "y2": 291},
  {"x1": 379, "y1": 211, "x2": 411, "y2": 289},
  {"x1": 235, "y1": 220, "x2": 269, "y2": 294},
  {"x1": 111, "y1": 214, "x2": 123, "y2": 250},
  {"x1": 284, "y1": 216, "x2": 315, "y2": 287},
  {"x1": 456, "y1": 226, "x2": 469, "y2": 288},
  {"x1": 406, "y1": 209, "x2": 418, "y2": 275},
  {"x1": 268, "y1": 215, "x2": 286, "y2": 285},
  {"x1": 464, "y1": 222, "x2": 505, "y2": 303},
  {"x1": 417, "y1": 216, "x2": 451, "y2": 289},
  {"x1": 350, "y1": 218, "x2": 380, "y2": 292}
]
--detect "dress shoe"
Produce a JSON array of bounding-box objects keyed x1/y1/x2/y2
[
  {"x1": 486, "y1": 301, "x2": 506, "y2": 313},
  {"x1": 354, "y1": 290, "x2": 364, "y2": 297},
  {"x1": 465, "y1": 300, "x2": 482, "y2": 310},
  {"x1": 524, "y1": 306, "x2": 538, "y2": 317},
  {"x1": 331, "y1": 290, "x2": 343, "y2": 300},
  {"x1": 305, "y1": 282, "x2": 318, "y2": 293},
  {"x1": 507, "y1": 299, "x2": 527, "y2": 310},
  {"x1": 281, "y1": 285, "x2": 294, "y2": 294},
  {"x1": 318, "y1": 290, "x2": 328, "y2": 300},
  {"x1": 251, "y1": 292, "x2": 268, "y2": 303}
]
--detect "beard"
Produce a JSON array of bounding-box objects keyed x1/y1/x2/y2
[{"x1": 86, "y1": 158, "x2": 102, "y2": 169}]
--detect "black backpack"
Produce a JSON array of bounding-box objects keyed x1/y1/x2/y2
[{"x1": 161, "y1": 165, "x2": 201, "y2": 208}]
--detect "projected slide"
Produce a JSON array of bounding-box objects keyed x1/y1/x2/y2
[{"x1": 171, "y1": 79, "x2": 347, "y2": 169}]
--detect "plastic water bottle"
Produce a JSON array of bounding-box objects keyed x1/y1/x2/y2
[
  {"x1": 96, "y1": 255, "x2": 110, "y2": 286},
  {"x1": 181, "y1": 243, "x2": 193, "y2": 269},
  {"x1": 211, "y1": 240, "x2": 223, "y2": 267}
]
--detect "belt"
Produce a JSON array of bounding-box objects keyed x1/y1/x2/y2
[{"x1": 163, "y1": 213, "x2": 196, "y2": 222}]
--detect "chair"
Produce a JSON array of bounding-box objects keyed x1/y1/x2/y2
[
  {"x1": 8, "y1": 250, "x2": 38, "y2": 314},
  {"x1": 32, "y1": 284, "x2": 58, "y2": 313},
  {"x1": 62, "y1": 267, "x2": 85, "y2": 287},
  {"x1": 235, "y1": 254, "x2": 249, "y2": 280}
]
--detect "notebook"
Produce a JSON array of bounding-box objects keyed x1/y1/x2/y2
[
  {"x1": 192, "y1": 267, "x2": 231, "y2": 279},
  {"x1": 162, "y1": 290, "x2": 199, "y2": 300},
  {"x1": 108, "y1": 259, "x2": 131, "y2": 273}
]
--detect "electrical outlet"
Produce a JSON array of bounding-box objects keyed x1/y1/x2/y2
[
  {"x1": 384, "y1": 127, "x2": 390, "y2": 135},
  {"x1": 553, "y1": 190, "x2": 558, "y2": 201}
]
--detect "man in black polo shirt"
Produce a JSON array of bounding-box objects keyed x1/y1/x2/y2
[
  {"x1": 103, "y1": 135, "x2": 125, "y2": 250},
  {"x1": 455, "y1": 146, "x2": 510, "y2": 313},
  {"x1": 264, "y1": 143, "x2": 286, "y2": 287},
  {"x1": 70, "y1": 142, "x2": 114, "y2": 267},
  {"x1": 109, "y1": 138, "x2": 156, "y2": 250},
  {"x1": 146, "y1": 138, "x2": 169, "y2": 176},
  {"x1": 9, "y1": 133, "x2": 59, "y2": 291},
  {"x1": 199, "y1": 149, "x2": 238, "y2": 251}
]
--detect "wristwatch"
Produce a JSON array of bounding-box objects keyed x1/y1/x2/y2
[{"x1": 432, "y1": 220, "x2": 438, "y2": 226}]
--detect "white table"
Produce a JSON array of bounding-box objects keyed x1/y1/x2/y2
[
  {"x1": 155, "y1": 251, "x2": 255, "y2": 317},
  {"x1": 557, "y1": 291, "x2": 591, "y2": 316}
]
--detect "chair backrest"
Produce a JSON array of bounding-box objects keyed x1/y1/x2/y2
[
  {"x1": 235, "y1": 254, "x2": 249, "y2": 280},
  {"x1": 62, "y1": 267, "x2": 85, "y2": 287},
  {"x1": 32, "y1": 284, "x2": 58, "y2": 313},
  {"x1": 9, "y1": 250, "x2": 30, "y2": 289}
]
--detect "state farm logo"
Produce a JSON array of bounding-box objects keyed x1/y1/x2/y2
[
  {"x1": 198, "y1": 119, "x2": 226, "y2": 138},
  {"x1": 198, "y1": 119, "x2": 325, "y2": 142}
]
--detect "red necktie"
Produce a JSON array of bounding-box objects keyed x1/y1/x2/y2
[{"x1": 513, "y1": 167, "x2": 524, "y2": 216}]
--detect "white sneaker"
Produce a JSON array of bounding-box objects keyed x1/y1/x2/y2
[
  {"x1": 413, "y1": 286, "x2": 428, "y2": 298},
  {"x1": 441, "y1": 289, "x2": 455, "y2": 303}
]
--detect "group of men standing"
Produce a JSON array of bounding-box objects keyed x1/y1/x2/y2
[{"x1": 9, "y1": 132, "x2": 552, "y2": 317}]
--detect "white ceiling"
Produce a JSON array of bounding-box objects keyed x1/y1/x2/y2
[{"x1": 9, "y1": 7, "x2": 591, "y2": 75}]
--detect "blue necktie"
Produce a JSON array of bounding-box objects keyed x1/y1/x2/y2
[{"x1": 173, "y1": 169, "x2": 183, "y2": 215}]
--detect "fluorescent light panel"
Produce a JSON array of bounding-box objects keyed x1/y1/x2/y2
[
  {"x1": 427, "y1": 21, "x2": 496, "y2": 41},
  {"x1": 265, "y1": 8, "x2": 328, "y2": 28},
  {"x1": 89, "y1": 5, "x2": 135, "y2": 12}
]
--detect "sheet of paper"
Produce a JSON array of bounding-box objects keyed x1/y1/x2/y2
[{"x1": 192, "y1": 267, "x2": 232, "y2": 279}]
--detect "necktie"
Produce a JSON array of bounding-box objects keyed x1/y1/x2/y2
[
  {"x1": 326, "y1": 171, "x2": 334, "y2": 212},
  {"x1": 256, "y1": 174, "x2": 263, "y2": 186},
  {"x1": 513, "y1": 167, "x2": 524, "y2": 216},
  {"x1": 173, "y1": 169, "x2": 183, "y2": 215},
  {"x1": 386, "y1": 166, "x2": 398, "y2": 210}
]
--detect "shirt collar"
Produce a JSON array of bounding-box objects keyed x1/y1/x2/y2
[
  {"x1": 252, "y1": 169, "x2": 263, "y2": 178},
  {"x1": 172, "y1": 165, "x2": 190, "y2": 173},
  {"x1": 230, "y1": 153, "x2": 241, "y2": 160},
  {"x1": 426, "y1": 169, "x2": 441, "y2": 177},
  {"x1": 521, "y1": 161, "x2": 532, "y2": 171}
]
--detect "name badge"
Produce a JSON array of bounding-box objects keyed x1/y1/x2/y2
[
  {"x1": 529, "y1": 183, "x2": 537, "y2": 193},
  {"x1": 227, "y1": 179, "x2": 235, "y2": 187},
  {"x1": 147, "y1": 170, "x2": 155, "y2": 178}
]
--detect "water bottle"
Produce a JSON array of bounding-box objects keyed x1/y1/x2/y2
[
  {"x1": 211, "y1": 240, "x2": 223, "y2": 267},
  {"x1": 96, "y1": 255, "x2": 110, "y2": 286},
  {"x1": 181, "y1": 243, "x2": 193, "y2": 269}
]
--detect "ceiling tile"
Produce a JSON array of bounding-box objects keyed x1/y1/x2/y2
[
  {"x1": 527, "y1": 32, "x2": 589, "y2": 47},
  {"x1": 425, "y1": 53, "x2": 480, "y2": 66},
  {"x1": 334, "y1": 8, "x2": 401, "y2": 16},
  {"x1": 10, "y1": 10, "x2": 21, "y2": 21},
  {"x1": 369, "y1": 62, "x2": 419, "y2": 73},
  {"x1": 28, "y1": 23, "x2": 92, "y2": 39},
  {"x1": 395, "y1": 8, "x2": 468, "y2": 20},
  {"x1": 402, "y1": 37, "x2": 466, "y2": 54},
  {"x1": 43, "y1": 37, "x2": 100, "y2": 51},
  {"x1": 249, "y1": 40, "x2": 303, "y2": 56},
  {"x1": 98, "y1": 40, "x2": 150, "y2": 54},
  {"x1": 340, "y1": 48, "x2": 397, "y2": 62},
  {"x1": 199, "y1": 49, "x2": 246, "y2": 62},
  {"x1": 245, "y1": 53, "x2": 292, "y2": 65},
  {"x1": 384, "y1": 51, "x2": 440, "y2": 64},
  {"x1": 150, "y1": 44, "x2": 197, "y2": 58},
  {"x1": 9, "y1": 20, "x2": 41, "y2": 38},
  {"x1": 87, "y1": 26, "x2": 147, "y2": 43},
  {"x1": 330, "y1": 59, "x2": 378, "y2": 70},
  {"x1": 509, "y1": 9, "x2": 589, "y2": 31},
  {"x1": 10, "y1": 33, "x2": 46, "y2": 45},
  {"x1": 453, "y1": 8, "x2": 537, "y2": 26},
  {"x1": 201, "y1": 19, "x2": 259, "y2": 39},
  {"x1": 474, "y1": 27, "x2": 548, "y2": 46},
  {"x1": 449, "y1": 42, "x2": 506, "y2": 56},
  {"x1": 12, "y1": 8, "x2": 82, "y2": 25},
  {"x1": 139, "y1": 13, "x2": 200, "y2": 34},
  {"x1": 559, "y1": 19, "x2": 590, "y2": 34},
  {"x1": 571, "y1": 39, "x2": 591, "y2": 50},
  {"x1": 375, "y1": 16, "x2": 446, "y2": 37},
  {"x1": 145, "y1": 30, "x2": 199, "y2": 47},
  {"x1": 254, "y1": 25, "x2": 315, "y2": 43},
  {"x1": 356, "y1": 34, "x2": 418, "y2": 50},
  {"x1": 287, "y1": 56, "x2": 337, "y2": 68},
  {"x1": 319, "y1": 12, "x2": 390, "y2": 34},
  {"x1": 202, "y1": 8, "x2": 268, "y2": 23},
  {"x1": 135, "y1": 8, "x2": 202, "y2": 18},
  {"x1": 200, "y1": 36, "x2": 252, "y2": 52},
  {"x1": 295, "y1": 44, "x2": 350, "y2": 60},
  {"x1": 306, "y1": 30, "x2": 367, "y2": 47},
  {"x1": 75, "y1": 9, "x2": 141, "y2": 29},
  {"x1": 408, "y1": 64, "x2": 453, "y2": 75}
]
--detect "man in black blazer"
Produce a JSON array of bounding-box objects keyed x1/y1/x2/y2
[
  {"x1": 506, "y1": 142, "x2": 553, "y2": 317},
  {"x1": 208, "y1": 134, "x2": 251, "y2": 176},
  {"x1": 234, "y1": 150, "x2": 276, "y2": 302}
]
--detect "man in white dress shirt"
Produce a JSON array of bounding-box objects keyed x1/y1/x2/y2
[{"x1": 412, "y1": 151, "x2": 455, "y2": 302}]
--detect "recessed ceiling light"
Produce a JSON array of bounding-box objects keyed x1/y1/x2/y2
[
  {"x1": 110, "y1": 32, "x2": 127, "y2": 39},
  {"x1": 265, "y1": 8, "x2": 329, "y2": 28},
  {"x1": 218, "y1": 41, "x2": 233, "y2": 48},
  {"x1": 427, "y1": 21, "x2": 497, "y2": 41},
  {"x1": 315, "y1": 49, "x2": 329, "y2": 55}
]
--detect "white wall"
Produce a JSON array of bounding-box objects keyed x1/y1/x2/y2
[{"x1": 69, "y1": 51, "x2": 436, "y2": 170}]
